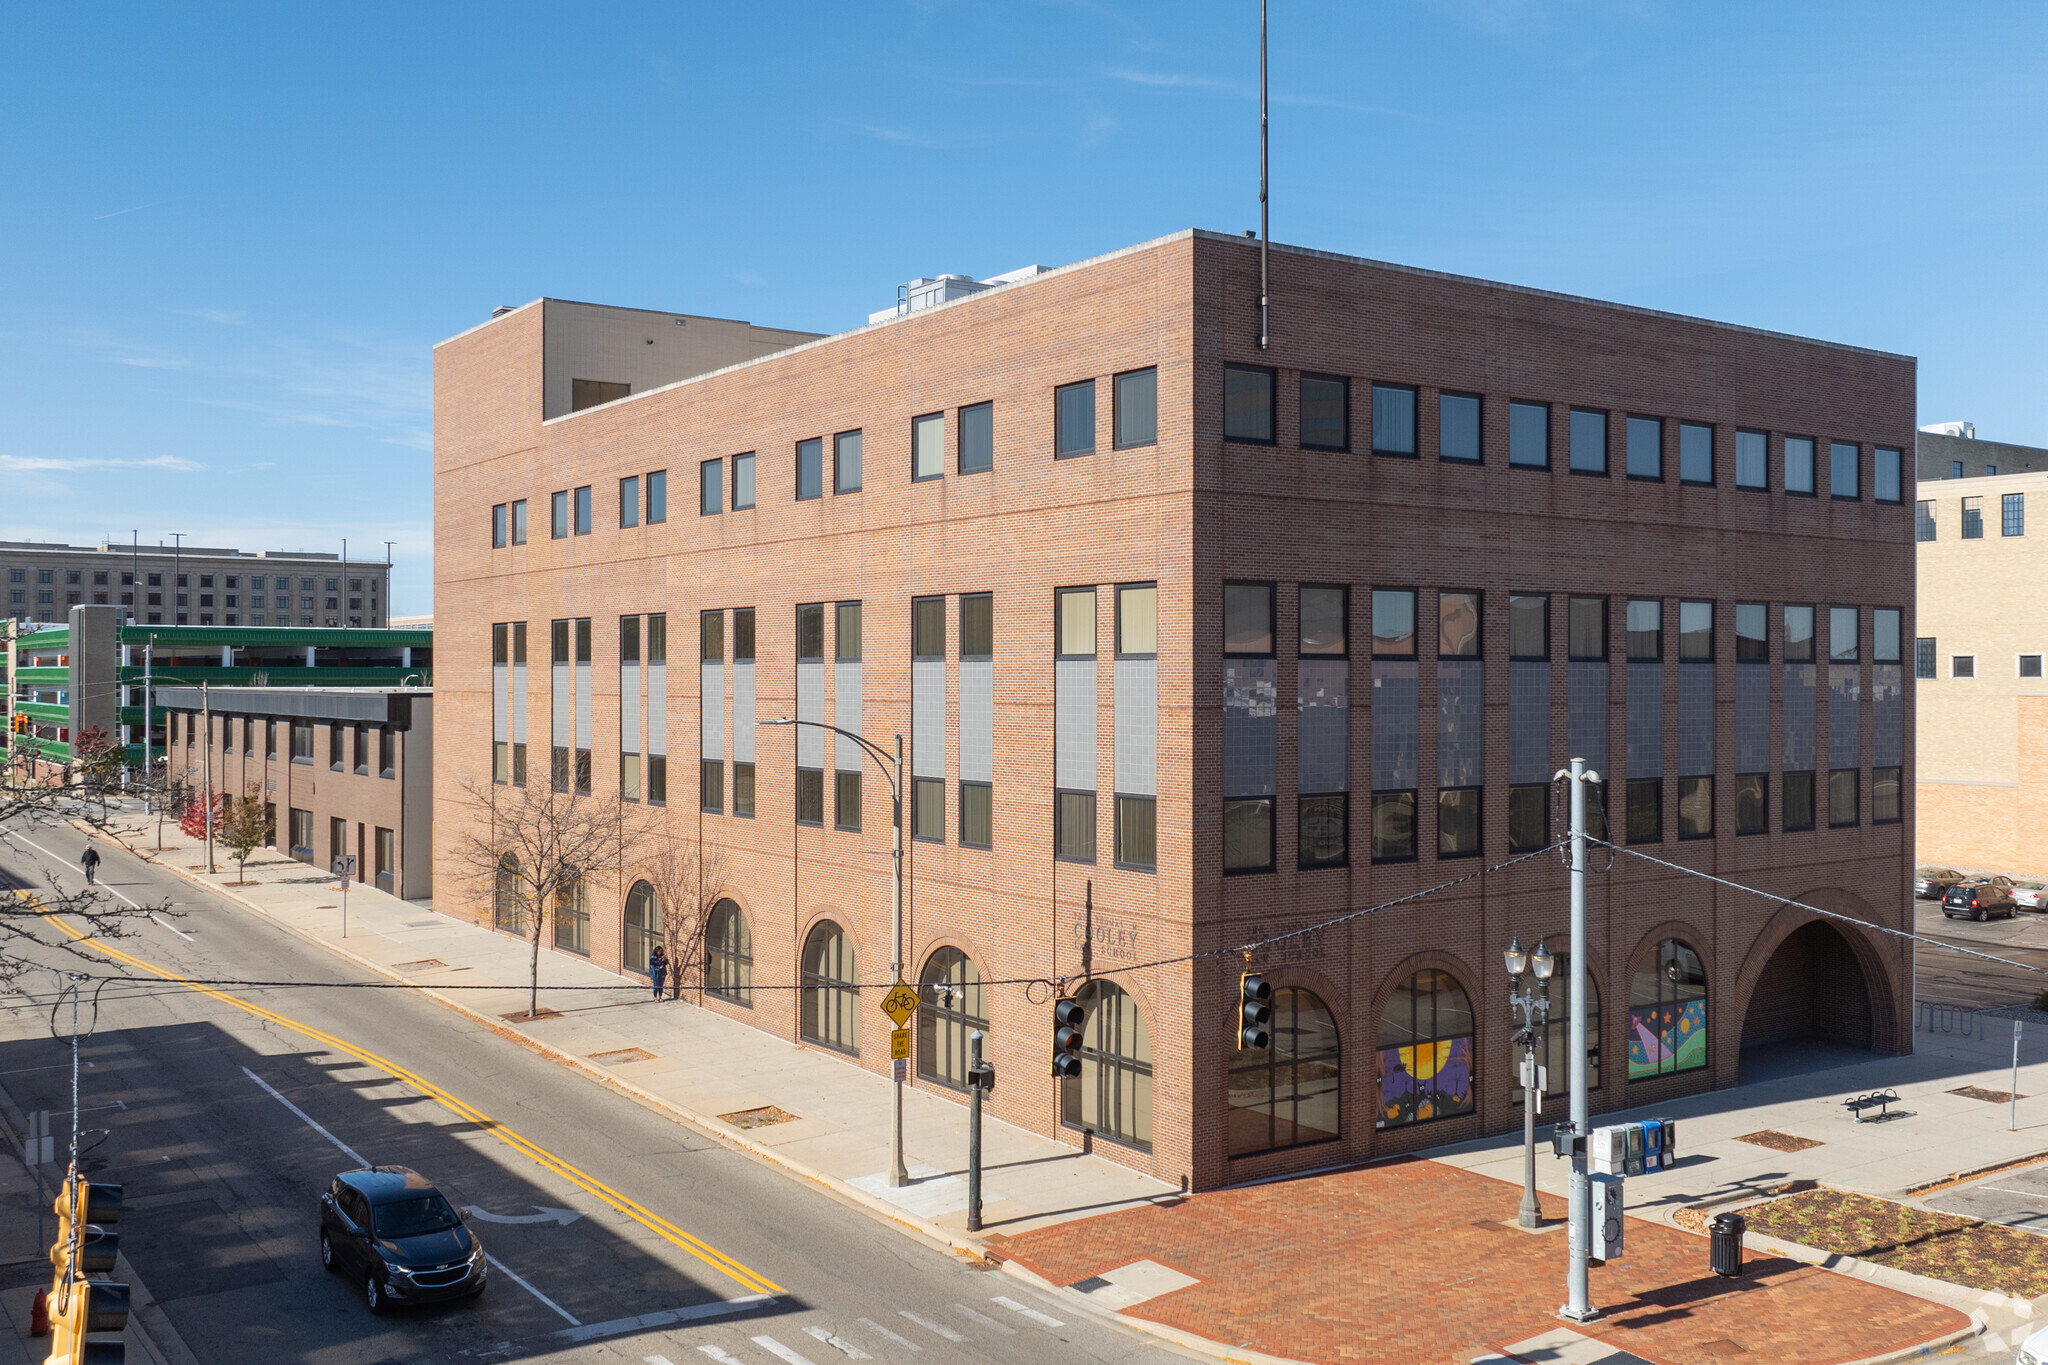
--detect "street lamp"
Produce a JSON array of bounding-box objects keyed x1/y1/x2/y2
[
  {"x1": 1504, "y1": 936, "x2": 1555, "y2": 1229},
  {"x1": 763, "y1": 716, "x2": 908, "y2": 1188}
]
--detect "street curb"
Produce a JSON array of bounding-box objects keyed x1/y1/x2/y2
[{"x1": 1904, "y1": 1146, "x2": 2048, "y2": 1196}]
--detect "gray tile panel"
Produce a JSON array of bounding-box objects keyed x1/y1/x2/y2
[
  {"x1": 1677, "y1": 661, "x2": 1714, "y2": 777},
  {"x1": 835, "y1": 661, "x2": 862, "y2": 771},
  {"x1": 1626, "y1": 661, "x2": 1662, "y2": 779},
  {"x1": 1438, "y1": 660, "x2": 1483, "y2": 788},
  {"x1": 701, "y1": 662, "x2": 723, "y2": 761},
  {"x1": 729, "y1": 662, "x2": 751, "y2": 762},
  {"x1": 1057, "y1": 658, "x2": 1099, "y2": 791},
  {"x1": 647, "y1": 662, "x2": 666, "y2": 757},
  {"x1": 1114, "y1": 657, "x2": 1157, "y2": 797},
  {"x1": 1783, "y1": 663, "x2": 1815, "y2": 772},
  {"x1": 1873, "y1": 664, "x2": 1903, "y2": 769},
  {"x1": 797, "y1": 660, "x2": 823, "y2": 768},
  {"x1": 913, "y1": 658, "x2": 945, "y2": 778},
  {"x1": 1735, "y1": 663, "x2": 1768, "y2": 773},
  {"x1": 1224, "y1": 658, "x2": 1277, "y2": 797},
  {"x1": 1828, "y1": 664, "x2": 1861, "y2": 770},
  {"x1": 1371, "y1": 660, "x2": 1418, "y2": 791},
  {"x1": 1567, "y1": 661, "x2": 1608, "y2": 776},
  {"x1": 1298, "y1": 659, "x2": 1350, "y2": 795},
  {"x1": 512, "y1": 663, "x2": 526, "y2": 744},
  {"x1": 1509, "y1": 660, "x2": 1551, "y2": 786},
  {"x1": 960, "y1": 659, "x2": 992, "y2": 783}
]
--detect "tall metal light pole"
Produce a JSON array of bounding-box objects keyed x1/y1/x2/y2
[
  {"x1": 1257, "y1": 0, "x2": 1270, "y2": 351},
  {"x1": 168, "y1": 533, "x2": 185, "y2": 626},
  {"x1": 1504, "y1": 936, "x2": 1554, "y2": 1229},
  {"x1": 764, "y1": 716, "x2": 909, "y2": 1187},
  {"x1": 1555, "y1": 757, "x2": 1602, "y2": 1322}
]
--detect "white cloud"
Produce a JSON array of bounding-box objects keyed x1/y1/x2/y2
[
  {"x1": 0, "y1": 454, "x2": 202, "y2": 473},
  {"x1": 1102, "y1": 66, "x2": 1236, "y2": 91}
]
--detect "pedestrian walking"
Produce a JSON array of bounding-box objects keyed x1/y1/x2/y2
[
  {"x1": 648, "y1": 945, "x2": 668, "y2": 1001},
  {"x1": 80, "y1": 843, "x2": 101, "y2": 886}
]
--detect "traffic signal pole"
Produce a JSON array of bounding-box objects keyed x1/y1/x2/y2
[
  {"x1": 890, "y1": 733, "x2": 906, "y2": 1190},
  {"x1": 1561, "y1": 757, "x2": 1599, "y2": 1323}
]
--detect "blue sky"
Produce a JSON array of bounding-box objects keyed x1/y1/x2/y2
[{"x1": 3, "y1": 2, "x2": 2042, "y2": 614}]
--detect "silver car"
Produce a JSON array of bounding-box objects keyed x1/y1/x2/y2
[{"x1": 2013, "y1": 881, "x2": 2047, "y2": 911}]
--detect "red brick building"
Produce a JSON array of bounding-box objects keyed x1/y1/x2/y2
[{"x1": 433, "y1": 231, "x2": 1915, "y2": 1191}]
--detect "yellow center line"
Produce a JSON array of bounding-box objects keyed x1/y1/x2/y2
[{"x1": 22, "y1": 891, "x2": 784, "y2": 1297}]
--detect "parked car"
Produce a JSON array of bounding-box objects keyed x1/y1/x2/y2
[
  {"x1": 1942, "y1": 879, "x2": 2018, "y2": 922},
  {"x1": 2013, "y1": 880, "x2": 2048, "y2": 911},
  {"x1": 2016, "y1": 1321, "x2": 2048, "y2": 1364},
  {"x1": 1915, "y1": 867, "x2": 1966, "y2": 899},
  {"x1": 320, "y1": 1166, "x2": 486, "y2": 1313}
]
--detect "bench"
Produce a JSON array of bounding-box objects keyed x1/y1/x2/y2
[{"x1": 1844, "y1": 1089, "x2": 1902, "y2": 1123}]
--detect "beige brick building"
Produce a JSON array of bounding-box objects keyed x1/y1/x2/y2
[
  {"x1": 435, "y1": 230, "x2": 1917, "y2": 1191},
  {"x1": 1914, "y1": 467, "x2": 2048, "y2": 874}
]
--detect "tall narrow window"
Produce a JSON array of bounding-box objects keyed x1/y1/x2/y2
[
  {"x1": 959, "y1": 401, "x2": 994, "y2": 474},
  {"x1": 1437, "y1": 590, "x2": 1482, "y2": 859},
  {"x1": 1371, "y1": 587, "x2": 1419, "y2": 863},
  {"x1": 1114, "y1": 582, "x2": 1158, "y2": 870},
  {"x1": 510, "y1": 499, "x2": 528, "y2": 544},
  {"x1": 1376, "y1": 971, "x2": 1474, "y2": 1127},
  {"x1": 1570, "y1": 408, "x2": 1608, "y2": 475},
  {"x1": 1224, "y1": 366, "x2": 1275, "y2": 443},
  {"x1": 1916, "y1": 500, "x2": 1936, "y2": 541},
  {"x1": 619, "y1": 475, "x2": 640, "y2": 528},
  {"x1": 1963, "y1": 496, "x2": 1984, "y2": 538},
  {"x1": 646, "y1": 470, "x2": 667, "y2": 523},
  {"x1": 1736, "y1": 429, "x2": 1768, "y2": 489},
  {"x1": 918, "y1": 948, "x2": 987, "y2": 1090},
  {"x1": 834, "y1": 430, "x2": 862, "y2": 493},
  {"x1": 550, "y1": 490, "x2": 568, "y2": 539},
  {"x1": 492, "y1": 503, "x2": 507, "y2": 548},
  {"x1": 796, "y1": 438, "x2": 823, "y2": 500},
  {"x1": 1629, "y1": 940, "x2": 1707, "y2": 1079},
  {"x1": 1440, "y1": 392, "x2": 1481, "y2": 463},
  {"x1": 960, "y1": 593, "x2": 994, "y2": 848},
  {"x1": 1874, "y1": 447, "x2": 1902, "y2": 503},
  {"x1": 1057, "y1": 586, "x2": 1099, "y2": 863},
  {"x1": 707, "y1": 899, "x2": 753, "y2": 1004},
  {"x1": 1509, "y1": 401, "x2": 1549, "y2": 468},
  {"x1": 800, "y1": 921, "x2": 858, "y2": 1054},
  {"x1": 912, "y1": 413, "x2": 945, "y2": 480},
  {"x1": 1507, "y1": 592, "x2": 1551, "y2": 852},
  {"x1": 573, "y1": 485, "x2": 591, "y2": 535},
  {"x1": 1299, "y1": 583, "x2": 1350, "y2": 870},
  {"x1": 1915, "y1": 637, "x2": 1936, "y2": 679},
  {"x1": 1679, "y1": 421, "x2": 1712, "y2": 484},
  {"x1": 1371, "y1": 384, "x2": 1417, "y2": 457},
  {"x1": 1056, "y1": 380, "x2": 1096, "y2": 456},
  {"x1": 1060, "y1": 979, "x2": 1152, "y2": 1150},
  {"x1": 2004, "y1": 492, "x2": 2026, "y2": 537},
  {"x1": 1229, "y1": 987, "x2": 1340, "y2": 1155},
  {"x1": 1300, "y1": 374, "x2": 1349, "y2": 451},
  {"x1": 1626, "y1": 415, "x2": 1661, "y2": 479},
  {"x1": 731, "y1": 452, "x2": 755, "y2": 510},
  {"x1": 1223, "y1": 582, "x2": 1275, "y2": 872},
  {"x1": 1830, "y1": 441, "x2": 1860, "y2": 499},
  {"x1": 1785, "y1": 436, "x2": 1815, "y2": 494},
  {"x1": 1114, "y1": 367, "x2": 1157, "y2": 449},
  {"x1": 700, "y1": 458, "x2": 723, "y2": 515},
  {"x1": 834, "y1": 601, "x2": 862, "y2": 831}
]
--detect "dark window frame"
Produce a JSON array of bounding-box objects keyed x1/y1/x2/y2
[
  {"x1": 1222, "y1": 364, "x2": 1277, "y2": 446},
  {"x1": 1568, "y1": 407, "x2": 1609, "y2": 477},
  {"x1": 795, "y1": 437, "x2": 824, "y2": 501},
  {"x1": 1678, "y1": 420, "x2": 1715, "y2": 486},
  {"x1": 619, "y1": 475, "x2": 641, "y2": 529},
  {"x1": 1735, "y1": 428, "x2": 1770, "y2": 491},
  {"x1": 1297, "y1": 792, "x2": 1349, "y2": 870},
  {"x1": 730, "y1": 453, "x2": 754, "y2": 511},
  {"x1": 1830, "y1": 440, "x2": 1862, "y2": 501},
  {"x1": 1874, "y1": 446, "x2": 1903, "y2": 504},
  {"x1": 1508, "y1": 399, "x2": 1551, "y2": 470},
  {"x1": 911, "y1": 411, "x2": 946, "y2": 482},
  {"x1": 1438, "y1": 390, "x2": 1483, "y2": 464},
  {"x1": 1299, "y1": 372, "x2": 1351, "y2": 452},
  {"x1": 833, "y1": 429, "x2": 863, "y2": 495},
  {"x1": 1369, "y1": 382, "x2": 1419, "y2": 459},
  {"x1": 1223, "y1": 580, "x2": 1276, "y2": 659},
  {"x1": 1112, "y1": 366, "x2": 1158, "y2": 450},
  {"x1": 1625, "y1": 413, "x2": 1664, "y2": 482},
  {"x1": 1222, "y1": 796, "x2": 1275, "y2": 874},
  {"x1": 1508, "y1": 593, "x2": 1550, "y2": 661},
  {"x1": 958, "y1": 401, "x2": 994, "y2": 475},
  {"x1": 1784, "y1": 434, "x2": 1818, "y2": 497},
  {"x1": 1114, "y1": 793, "x2": 1157, "y2": 871},
  {"x1": 1436, "y1": 786, "x2": 1482, "y2": 859},
  {"x1": 700, "y1": 457, "x2": 723, "y2": 516},
  {"x1": 1055, "y1": 379, "x2": 1097, "y2": 458}
]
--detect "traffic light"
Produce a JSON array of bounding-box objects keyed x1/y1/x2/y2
[
  {"x1": 47, "y1": 1178, "x2": 126, "y2": 1365},
  {"x1": 1051, "y1": 999, "x2": 1085, "y2": 1078},
  {"x1": 1239, "y1": 973, "x2": 1272, "y2": 1050}
]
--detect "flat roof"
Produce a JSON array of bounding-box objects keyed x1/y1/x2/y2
[{"x1": 154, "y1": 685, "x2": 430, "y2": 726}]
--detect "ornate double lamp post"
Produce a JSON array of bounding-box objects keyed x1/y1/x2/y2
[{"x1": 1504, "y1": 935, "x2": 1555, "y2": 1229}]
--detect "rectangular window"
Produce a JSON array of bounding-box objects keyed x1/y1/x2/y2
[
  {"x1": 1916, "y1": 500, "x2": 1936, "y2": 541},
  {"x1": 1301, "y1": 584, "x2": 1347, "y2": 655},
  {"x1": 1057, "y1": 789, "x2": 1097, "y2": 862},
  {"x1": 1372, "y1": 588, "x2": 1416, "y2": 657},
  {"x1": 1954, "y1": 655, "x2": 1976, "y2": 678},
  {"x1": 730, "y1": 454, "x2": 754, "y2": 511},
  {"x1": 379, "y1": 728, "x2": 395, "y2": 778},
  {"x1": 2023, "y1": 655, "x2": 2044, "y2": 679},
  {"x1": 732, "y1": 761, "x2": 754, "y2": 816},
  {"x1": 329, "y1": 725, "x2": 345, "y2": 771},
  {"x1": 1224, "y1": 366, "x2": 1275, "y2": 443},
  {"x1": 510, "y1": 499, "x2": 527, "y2": 544},
  {"x1": 1783, "y1": 770, "x2": 1815, "y2": 831},
  {"x1": 292, "y1": 720, "x2": 313, "y2": 763},
  {"x1": 1437, "y1": 787, "x2": 1481, "y2": 858},
  {"x1": 647, "y1": 470, "x2": 667, "y2": 523},
  {"x1": 1963, "y1": 496, "x2": 1984, "y2": 538},
  {"x1": 1222, "y1": 798, "x2": 1272, "y2": 872},
  {"x1": 960, "y1": 781, "x2": 992, "y2": 847},
  {"x1": 1873, "y1": 608, "x2": 1900, "y2": 664},
  {"x1": 1056, "y1": 380, "x2": 1097, "y2": 456},
  {"x1": 1438, "y1": 590, "x2": 1480, "y2": 658},
  {"x1": 1626, "y1": 778, "x2": 1661, "y2": 842},
  {"x1": 1830, "y1": 441, "x2": 1860, "y2": 499},
  {"x1": 1370, "y1": 790, "x2": 1417, "y2": 862},
  {"x1": 1439, "y1": 391, "x2": 1481, "y2": 462},
  {"x1": 1570, "y1": 408, "x2": 1608, "y2": 475},
  {"x1": 961, "y1": 593, "x2": 992, "y2": 658},
  {"x1": 913, "y1": 777, "x2": 944, "y2": 842},
  {"x1": 1299, "y1": 793, "x2": 1348, "y2": 869},
  {"x1": 796, "y1": 768, "x2": 824, "y2": 824},
  {"x1": 550, "y1": 490, "x2": 568, "y2": 539},
  {"x1": 835, "y1": 600, "x2": 862, "y2": 661},
  {"x1": 701, "y1": 609, "x2": 724, "y2": 662},
  {"x1": 1508, "y1": 784, "x2": 1549, "y2": 851},
  {"x1": 1679, "y1": 422, "x2": 1712, "y2": 484},
  {"x1": 701, "y1": 759, "x2": 724, "y2": 813},
  {"x1": 1678, "y1": 776, "x2": 1712, "y2": 839},
  {"x1": 1059, "y1": 586, "x2": 1099, "y2": 657},
  {"x1": 1509, "y1": 594, "x2": 1548, "y2": 659},
  {"x1": 1736, "y1": 602, "x2": 1767, "y2": 661},
  {"x1": 1114, "y1": 367, "x2": 1157, "y2": 449},
  {"x1": 1829, "y1": 606, "x2": 1858, "y2": 663},
  {"x1": 913, "y1": 595, "x2": 945, "y2": 659},
  {"x1": 1626, "y1": 599, "x2": 1662, "y2": 660},
  {"x1": 1829, "y1": 768, "x2": 1858, "y2": 827},
  {"x1": 1569, "y1": 596, "x2": 1607, "y2": 659},
  {"x1": 1952, "y1": 460, "x2": 1964, "y2": 478},
  {"x1": 1784, "y1": 605, "x2": 1815, "y2": 663},
  {"x1": 266, "y1": 719, "x2": 278, "y2": 760},
  {"x1": 1914, "y1": 638, "x2": 1935, "y2": 679},
  {"x1": 1873, "y1": 766, "x2": 1901, "y2": 823},
  {"x1": 621, "y1": 752, "x2": 640, "y2": 801},
  {"x1": 620, "y1": 475, "x2": 640, "y2": 528},
  {"x1": 1115, "y1": 795, "x2": 1156, "y2": 869},
  {"x1": 1117, "y1": 583, "x2": 1157, "y2": 656},
  {"x1": 1509, "y1": 400, "x2": 1549, "y2": 468},
  {"x1": 1626, "y1": 414, "x2": 1662, "y2": 479},
  {"x1": 1300, "y1": 374, "x2": 1349, "y2": 451},
  {"x1": 959, "y1": 401, "x2": 994, "y2": 474},
  {"x1": 1735, "y1": 773, "x2": 1767, "y2": 835},
  {"x1": 1223, "y1": 582, "x2": 1271, "y2": 656},
  {"x1": 797, "y1": 602, "x2": 825, "y2": 661},
  {"x1": 2005, "y1": 492, "x2": 2026, "y2": 536},
  {"x1": 834, "y1": 430, "x2": 862, "y2": 492},
  {"x1": 573, "y1": 485, "x2": 591, "y2": 534},
  {"x1": 700, "y1": 458, "x2": 723, "y2": 514},
  {"x1": 492, "y1": 503, "x2": 507, "y2": 548},
  {"x1": 1875, "y1": 447, "x2": 1902, "y2": 502},
  {"x1": 912, "y1": 412, "x2": 945, "y2": 480},
  {"x1": 1785, "y1": 436, "x2": 1815, "y2": 494},
  {"x1": 1371, "y1": 383, "x2": 1417, "y2": 457},
  {"x1": 796, "y1": 438, "x2": 823, "y2": 500},
  {"x1": 1679, "y1": 601, "x2": 1712, "y2": 660}
]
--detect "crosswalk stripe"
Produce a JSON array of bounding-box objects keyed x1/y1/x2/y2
[
  {"x1": 950, "y1": 1302, "x2": 1015, "y2": 1334},
  {"x1": 645, "y1": 1356, "x2": 679, "y2": 1365},
  {"x1": 694, "y1": 1349, "x2": 744, "y2": 1364},
  {"x1": 898, "y1": 1310, "x2": 967, "y2": 1343},
  {"x1": 855, "y1": 1317, "x2": 921, "y2": 1351},
  {"x1": 802, "y1": 1325, "x2": 871, "y2": 1358},
  {"x1": 991, "y1": 1294, "x2": 1065, "y2": 1328},
  {"x1": 751, "y1": 1336, "x2": 820, "y2": 1365}
]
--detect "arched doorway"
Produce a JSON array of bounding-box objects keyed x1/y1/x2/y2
[
  {"x1": 801, "y1": 921, "x2": 858, "y2": 1054},
  {"x1": 1740, "y1": 919, "x2": 1874, "y2": 1077},
  {"x1": 623, "y1": 881, "x2": 661, "y2": 975}
]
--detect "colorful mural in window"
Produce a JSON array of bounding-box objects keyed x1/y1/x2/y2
[
  {"x1": 1628, "y1": 938, "x2": 1708, "y2": 1079},
  {"x1": 1376, "y1": 969, "x2": 1475, "y2": 1128}
]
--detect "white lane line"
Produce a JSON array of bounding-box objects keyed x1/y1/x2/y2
[
  {"x1": 646, "y1": 1356, "x2": 680, "y2": 1365},
  {"x1": 0, "y1": 830, "x2": 143, "y2": 909},
  {"x1": 240, "y1": 1065, "x2": 579, "y2": 1327},
  {"x1": 751, "y1": 1337, "x2": 820, "y2": 1365},
  {"x1": 898, "y1": 1310, "x2": 965, "y2": 1342},
  {"x1": 803, "y1": 1324, "x2": 872, "y2": 1358},
  {"x1": 949, "y1": 1302, "x2": 1014, "y2": 1334},
  {"x1": 694, "y1": 1350, "x2": 744, "y2": 1364},
  {"x1": 241, "y1": 1066, "x2": 368, "y2": 1165},
  {"x1": 1977, "y1": 1186, "x2": 2048, "y2": 1200},
  {"x1": 554, "y1": 1296, "x2": 771, "y2": 1343},
  {"x1": 854, "y1": 1317, "x2": 920, "y2": 1351},
  {"x1": 991, "y1": 1294, "x2": 1064, "y2": 1328},
  {"x1": 150, "y1": 912, "x2": 195, "y2": 941}
]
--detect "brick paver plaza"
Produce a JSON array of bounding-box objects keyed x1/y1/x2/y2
[{"x1": 989, "y1": 1157, "x2": 1970, "y2": 1364}]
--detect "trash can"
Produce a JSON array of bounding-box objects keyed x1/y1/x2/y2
[{"x1": 1710, "y1": 1212, "x2": 1746, "y2": 1277}]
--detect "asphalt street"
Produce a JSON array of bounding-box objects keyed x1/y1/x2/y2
[
  {"x1": 1912, "y1": 898, "x2": 2048, "y2": 1009},
  {"x1": 0, "y1": 816, "x2": 1188, "y2": 1365}
]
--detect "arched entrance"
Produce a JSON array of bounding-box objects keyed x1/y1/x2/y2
[{"x1": 1739, "y1": 919, "x2": 1875, "y2": 1077}]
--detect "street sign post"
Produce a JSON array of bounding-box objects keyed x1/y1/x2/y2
[
  {"x1": 879, "y1": 979, "x2": 918, "y2": 1027},
  {"x1": 889, "y1": 1027, "x2": 910, "y2": 1060},
  {"x1": 331, "y1": 854, "x2": 357, "y2": 938}
]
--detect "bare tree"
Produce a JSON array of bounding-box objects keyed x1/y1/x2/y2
[
  {"x1": 222, "y1": 786, "x2": 270, "y2": 885},
  {"x1": 451, "y1": 777, "x2": 628, "y2": 1018},
  {"x1": 635, "y1": 823, "x2": 730, "y2": 1000}
]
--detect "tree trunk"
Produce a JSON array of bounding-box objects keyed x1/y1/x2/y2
[{"x1": 528, "y1": 903, "x2": 542, "y2": 1018}]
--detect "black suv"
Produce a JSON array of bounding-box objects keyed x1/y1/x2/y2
[
  {"x1": 1943, "y1": 879, "x2": 2018, "y2": 922},
  {"x1": 320, "y1": 1166, "x2": 486, "y2": 1313}
]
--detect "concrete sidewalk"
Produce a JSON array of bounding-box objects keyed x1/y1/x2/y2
[{"x1": 71, "y1": 808, "x2": 1181, "y2": 1257}]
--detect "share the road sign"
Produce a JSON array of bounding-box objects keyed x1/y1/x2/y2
[
  {"x1": 890, "y1": 1027, "x2": 910, "y2": 1060},
  {"x1": 879, "y1": 979, "x2": 919, "y2": 1027}
]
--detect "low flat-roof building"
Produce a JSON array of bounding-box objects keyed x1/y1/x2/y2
[{"x1": 1, "y1": 539, "x2": 393, "y2": 629}]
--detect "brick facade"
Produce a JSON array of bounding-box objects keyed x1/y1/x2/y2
[{"x1": 434, "y1": 230, "x2": 1916, "y2": 1191}]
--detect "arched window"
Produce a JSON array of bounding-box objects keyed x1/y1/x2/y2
[
  {"x1": 1059, "y1": 980, "x2": 1152, "y2": 1150},
  {"x1": 553, "y1": 865, "x2": 589, "y2": 955},
  {"x1": 1629, "y1": 938, "x2": 1707, "y2": 1079},
  {"x1": 1525, "y1": 954, "x2": 1601, "y2": 1099},
  {"x1": 494, "y1": 853, "x2": 525, "y2": 936},
  {"x1": 706, "y1": 899, "x2": 753, "y2": 1006},
  {"x1": 1377, "y1": 969, "x2": 1474, "y2": 1128},
  {"x1": 801, "y1": 920, "x2": 858, "y2": 1053},
  {"x1": 1228, "y1": 987, "x2": 1340, "y2": 1155},
  {"x1": 917, "y1": 947, "x2": 987, "y2": 1090},
  {"x1": 623, "y1": 880, "x2": 662, "y2": 975}
]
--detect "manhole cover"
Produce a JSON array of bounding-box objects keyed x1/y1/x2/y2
[
  {"x1": 1950, "y1": 1085, "x2": 2024, "y2": 1104},
  {"x1": 393, "y1": 958, "x2": 448, "y2": 972},
  {"x1": 719, "y1": 1105, "x2": 799, "y2": 1130},
  {"x1": 588, "y1": 1047, "x2": 656, "y2": 1065},
  {"x1": 1735, "y1": 1130, "x2": 1824, "y2": 1153}
]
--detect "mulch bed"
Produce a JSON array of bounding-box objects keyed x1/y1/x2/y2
[
  {"x1": 1745, "y1": 1187, "x2": 2048, "y2": 1298},
  {"x1": 1735, "y1": 1129, "x2": 1825, "y2": 1153},
  {"x1": 719, "y1": 1105, "x2": 799, "y2": 1130}
]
